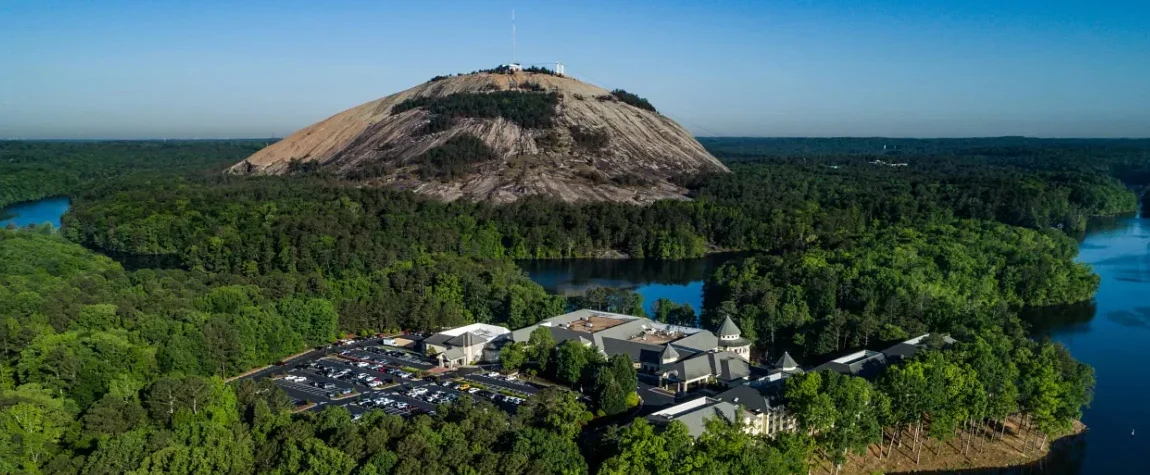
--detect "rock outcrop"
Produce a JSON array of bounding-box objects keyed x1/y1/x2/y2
[{"x1": 229, "y1": 70, "x2": 728, "y2": 204}]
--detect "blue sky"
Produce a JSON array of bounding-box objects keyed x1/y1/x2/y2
[{"x1": 1, "y1": 0, "x2": 1147, "y2": 138}]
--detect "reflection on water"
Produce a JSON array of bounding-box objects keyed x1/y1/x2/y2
[
  {"x1": 1021, "y1": 301, "x2": 1097, "y2": 337},
  {"x1": 1016, "y1": 213, "x2": 1150, "y2": 474},
  {"x1": 519, "y1": 253, "x2": 748, "y2": 313}
]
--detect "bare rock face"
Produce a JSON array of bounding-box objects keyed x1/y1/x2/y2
[{"x1": 228, "y1": 71, "x2": 728, "y2": 204}]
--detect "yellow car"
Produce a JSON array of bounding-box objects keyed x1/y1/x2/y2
[{"x1": 458, "y1": 383, "x2": 471, "y2": 391}]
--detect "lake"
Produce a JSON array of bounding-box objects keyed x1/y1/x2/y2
[
  {"x1": 1030, "y1": 213, "x2": 1150, "y2": 474},
  {"x1": 519, "y1": 253, "x2": 747, "y2": 314},
  {"x1": 0, "y1": 196, "x2": 71, "y2": 229},
  {"x1": 524, "y1": 215, "x2": 1150, "y2": 474},
  {"x1": 6, "y1": 196, "x2": 1148, "y2": 472}
]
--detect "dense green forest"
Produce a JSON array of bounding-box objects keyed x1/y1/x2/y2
[
  {"x1": 0, "y1": 140, "x2": 267, "y2": 209},
  {"x1": 3, "y1": 138, "x2": 1147, "y2": 473},
  {"x1": 705, "y1": 220, "x2": 1097, "y2": 359},
  {"x1": 62, "y1": 148, "x2": 1138, "y2": 276}
]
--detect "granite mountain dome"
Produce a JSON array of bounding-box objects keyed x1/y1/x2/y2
[{"x1": 228, "y1": 70, "x2": 728, "y2": 203}]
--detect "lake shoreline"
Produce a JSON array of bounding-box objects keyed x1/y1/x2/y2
[
  {"x1": 0, "y1": 195, "x2": 72, "y2": 229},
  {"x1": 843, "y1": 419, "x2": 1087, "y2": 475}
]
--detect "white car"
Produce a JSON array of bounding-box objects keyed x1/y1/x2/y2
[{"x1": 467, "y1": 387, "x2": 481, "y2": 394}]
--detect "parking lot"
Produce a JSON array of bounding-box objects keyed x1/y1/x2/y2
[
  {"x1": 340, "y1": 346, "x2": 435, "y2": 371},
  {"x1": 248, "y1": 341, "x2": 545, "y2": 418},
  {"x1": 460, "y1": 370, "x2": 539, "y2": 397}
]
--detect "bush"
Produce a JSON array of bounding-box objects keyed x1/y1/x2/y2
[
  {"x1": 534, "y1": 129, "x2": 563, "y2": 151},
  {"x1": 287, "y1": 159, "x2": 322, "y2": 175},
  {"x1": 609, "y1": 89, "x2": 657, "y2": 112},
  {"x1": 569, "y1": 127, "x2": 609, "y2": 151},
  {"x1": 576, "y1": 169, "x2": 608, "y2": 183},
  {"x1": 420, "y1": 115, "x2": 456, "y2": 135},
  {"x1": 625, "y1": 391, "x2": 640, "y2": 408},
  {"x1": 416, "y1": 135, "x2": 499, "y2": 181},
  {"x1": 392, "y1": 91, "x2": 560, "y2": 129},
  {"x1": 611, "y1": 174, "x2": 654, "y2": 187},
  {"x1": 348, "y1": 162, "x2": 397, "y2": 180}
]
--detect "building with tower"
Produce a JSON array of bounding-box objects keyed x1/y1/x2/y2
[
  {"x1": 501, "y1": 309, "x2": 754, "y2": 393},
  {"x1": 715, "y1": 316, "x2": 752, "y2": 361}
]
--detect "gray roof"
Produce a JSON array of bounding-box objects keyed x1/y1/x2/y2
[
  {"x1": 812, "y1": 351, "x2": 888, "y2": 378},
  {"x1": 601, "y1": 337, "x2": 663, "y2": 364},
  {"x1": 484, "y1": 335, "x2": 513, "y2": 350},
  {"x1": 661, "y1": 344, "x2": 680, "y2": 362},
  {"x1": 716, "y1": 316, "x2": 741, "y2": 337},
  {"x1": 715, "y1": 385, "x2": 772, "y2": 413},
  {"x1": 718, "y1": 336, "x2": 752, "y2": 348},
  {"x1": 440, "y1": 347, "x2": 467, "y2": 361},
  {"x1": 422, "y1": 333, "x2": 454, "y2": 346},
  {"x1": 881, "y1": 333, "x2": 957, "y2": 362},
  {"x1": 446, "y1": 331, "x2": 483, "y2": 348},
  {"x1": 718, "y1": 358, "x2": 750, "y2": 381},
  {"x1": 673, "y1": 331, "x2": 719, "y2": 353},
  {"x1": 647, "y1": 399, "x2": 741, "y2": 438},
  {"x1": 775, "y1": 352, "x2": 799, "y2": 371},
  {"x1": 665, "y1": 351, "x2": 750, "y2": 382},
  {"x1": 639, "y1": 348, "x2": 663, "y2": 365}
]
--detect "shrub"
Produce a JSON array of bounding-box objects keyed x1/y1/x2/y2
[
  {"x1": 348, "y1": 162, "x2": 397, "y2": 180},
  {"x1": 611, "y1": 174, "x2": 654, "y2": 187},
  {"x1": 419, "y1": 115, "x2": 456, "y2": 135},
  {"x1": 576, "y1": 169, "x2": 608, "y2": 184},
  {"x1": 625, "y1": 391, "x2": 640, "y2": 408},
  {"x1": 287, "y1": 159, "x2": 322, "y2": 174},
  {"x1": 569, "y1": 126, "x2": 609, "y2": 151},
  {"x1": 534, "y1": 129, "x2": 563, "y2": 151},
  {"x1": 609, "y1": 89, "x2": 657, "y2": 112},
  {"x1": 416, "y1": 135, "x2": 499, "y2": 181},
  {"x1": 392, "y1": 91, "x2": 559, "y2": 129}
]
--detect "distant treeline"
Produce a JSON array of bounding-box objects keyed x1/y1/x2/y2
[
  {"x1": 62, "y1": 140, "x2": 1141, "y2": 276},
  {"x1": 0, "y1": 140, "x2": 270, "y2": 209}
]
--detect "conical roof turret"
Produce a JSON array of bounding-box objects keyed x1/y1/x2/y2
[
  {"x1": 775, "y1": 351, "x2": 798, "y2": 371},
  {"x1": 716, "y1": 316, "x2": 741, "y2": 338}
]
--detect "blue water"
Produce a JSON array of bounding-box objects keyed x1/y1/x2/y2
[
  {"x1": 525, "y1": 216, "x2": 1150, "y2": 474},
  {"x1": 519, "y1": 254, "x2": 741, "y2": 314},
  {"x1": 1033, "y1": 214, "x2": 1150, "y2": 474},
  {"x1": 0, "y1": 196, "x2": 71, "y2": 229}
]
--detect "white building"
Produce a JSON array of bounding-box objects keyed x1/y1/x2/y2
[{"x1": 422, "y1": 323, "x2": 511, "y2": 368}]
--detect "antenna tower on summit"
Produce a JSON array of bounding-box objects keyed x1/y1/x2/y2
[{"x1": 506, "y1": 9, "x2": 522, "y2": 72}]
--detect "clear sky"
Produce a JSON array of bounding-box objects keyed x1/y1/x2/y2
[{"x1": 2, "y1": 0, "x2": 1148, "y2": 139}]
